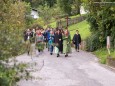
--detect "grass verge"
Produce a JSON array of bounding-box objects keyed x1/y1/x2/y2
[{"x1": 94, "y1": 48, "x2": 115, "y2": 64}]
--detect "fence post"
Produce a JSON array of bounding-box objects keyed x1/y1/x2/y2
[{"x1": 107, "y1": 36, "x2": 111, "y2": 55}]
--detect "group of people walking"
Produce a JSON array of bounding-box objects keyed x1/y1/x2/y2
[{"x1": 24, "y1": 27, "x2": 81, "y2": 57}]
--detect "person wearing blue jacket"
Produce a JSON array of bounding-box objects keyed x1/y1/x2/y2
[{"x1": 48, "y1": 30, "x2": 55, "y2": 55}]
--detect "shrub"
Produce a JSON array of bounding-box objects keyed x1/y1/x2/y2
[{"x1": 85, "y1": 32, "x2": 100, "y2": 51}]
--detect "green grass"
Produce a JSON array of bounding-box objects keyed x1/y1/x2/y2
[
  {"x1": 70, "y1": 14, "x2": 86, "y2": 19},
  {"x1": 48, "y1": 22, "x2": 57, "y2": 28},
  {"x1": 68, "y1": 20, "x2": 91, "y2": 40},
  {"x1": 70, "y1": 14, "x2": 81, "y2": 19},
  {"x1": 94, "y1": 48, "x2": 115, "y2": 64},
  {"x1": 111, "y1": 51, "x2": 115, "y2": 58}
]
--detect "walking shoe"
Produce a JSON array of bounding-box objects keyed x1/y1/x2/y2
[
  {"x1": 65, "y1": 54, "x2": 68, "y2": 57},
  {"x1": 57, "y1": 54, "x2": 60, "y2": 57},
  {"x1": 50, "y1": 53, "x2": 53, "y2": 55}
]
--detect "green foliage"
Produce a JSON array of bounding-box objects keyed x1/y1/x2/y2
[
  {"x1": 0, "y1": 0, "x2": 31, "y2": 85},
  {"x1": 72, "y1": 0, "x2": 81, "y2": 14},
  {"x1": 48, "y1": 22, "x2": 57, "y2": 28},
  {"x1": 57, "y1": 0, "x2": 72, "y2": 15},
  {"x1": 86, "y1": 0, "x2": 115, "y2": 51},
  {"x1": 45, "y1": 0, "x2": 57, "y2": 7},
  {"x1": 23, "y1": 0, "x2": 44, "y2": 8},
  {"x1": 0, "y1": 1, "x2": 30, "y2": 60},
  {"x1": 57, "y1": 0, "x2": 82, "y2": 15},
  {"x1": 32, "y1": 18, "x2": 45, "y2": 27},
  {"x1": 38, "y1": 5, "x2": 63, "y2": 25},
  {"x1": 0, "y1": 63, "x2": 28, "y2": 86},
  {"x1": 23, "y1": 0, "x2": 57, "y2": 8},
  {"x1": 85, "y1": 32, "x2": 100, "y2": 51},
  {"x1": 38, "y1": 6, "x2": 53, "y2": 24}
]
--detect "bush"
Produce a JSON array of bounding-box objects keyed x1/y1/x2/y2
[
  {"x1": 0, "y1": 1, "x2": 31, "y2": 86},
  {"x1": 85, "y1": 32, "x2": 100, "y2": 51},
  {"x1": 86, "y1": 0, "x2": 115, "y2": 52},
  {"x1": 0, "y1": 63, "x2": 28, "y2": 86}
]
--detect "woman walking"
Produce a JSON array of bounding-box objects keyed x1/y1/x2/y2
[
  {"x1": 36, "y1": 29, "x2": 44, "y2": 55},
  {"x1": 58, "y1": 29, "x2": 63, "y2": 53},
  {"x1": 25, "y1": 29, "x2": 32, "y2": 55},
  {"x1": 63, "y1": 29, "x2": 71, "y2": 57}
]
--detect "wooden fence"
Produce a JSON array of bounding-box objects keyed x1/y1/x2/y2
[{"x1": 56, "y1": 16, "x2": 86, "y2": 28}]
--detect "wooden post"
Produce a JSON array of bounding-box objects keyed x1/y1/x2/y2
[
  {"x1": 107, "y1": 36, "x2": 111, "y2": 55},
  {"x1": 64, "y1": 16, "x2": 69, "y2": 29},
  {"x1": 65, "y1": 16, "x2": 70, "y2": 29}
]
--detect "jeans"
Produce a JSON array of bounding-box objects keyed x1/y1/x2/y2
[
  {"x1": 75, "y1": 43, "x2": 79, "y2": 50},
  {"x1": 50, "y1": 45, "x2": 54, "y2": 53}
]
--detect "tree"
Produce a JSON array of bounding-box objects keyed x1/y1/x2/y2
[
  {"x1": 0, "y1": 1, "x2": 31, "y2": 85},
  {"x1": 45, "y1": 0, "x2": 57, "y2": 7},
  {"x1": 72, "y1": 0, "x2": 81, "y2": 14},
  {"x1": 38, "y1": 6, "x2": 53, "y2": 25},
  {"x1": 57, "y1": 0, "x2": 72, "y2": 15},
  {"x1": 85, "y1": 0, "x2": 115, "y2": 51},
  {"x1": 0, "y1": 1, "x2": 31, "y2": 60},
  {"x1": 22, "y1": 0, "x2": 44, "y2": 8},
  {"x1": 23, "y1": 0, "x2": 57, "y2": 8}
]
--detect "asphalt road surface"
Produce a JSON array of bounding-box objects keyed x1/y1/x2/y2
[{"x1": 17, "y1": 49, "x2": 115, "y2": 86}]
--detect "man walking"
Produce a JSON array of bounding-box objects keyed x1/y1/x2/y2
[{"x1": 72, "y1": 30, "x2": 81, "y2": 52}]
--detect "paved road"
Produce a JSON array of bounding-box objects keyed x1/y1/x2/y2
[{"x1": 17, "y1": 49, "x2": 115, "y2": 86}]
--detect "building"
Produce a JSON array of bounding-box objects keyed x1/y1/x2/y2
[{"x1": 31, "y1": 9, "x2": 39, "y2": 19}]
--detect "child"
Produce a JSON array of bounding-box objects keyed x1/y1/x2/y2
[{"x1": 72, "y1": 30, "x2": 81, "y2": 52}]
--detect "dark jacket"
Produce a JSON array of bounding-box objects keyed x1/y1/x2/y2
[
  {"x1": 54, "y1": 33, "x2": 63, "y2": 52},
  {"x1": 43, "y1": 31, "x2": 47, "y2": 42},
  {"x1": 24, "y1": 31, "x2": 32, "y2": 41},
  {"x1": 54, "y1": 33, "x2": 59, "y2": 44},
  {"x1": 58, "y1": 33, "x2": 63, "y2": 44},
  {"x1": 72, "y1": 34, "x2": 81, "y2": 44},
  {"x1": 58, "y1": 33, "x2": 63, "y2": 52}
]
